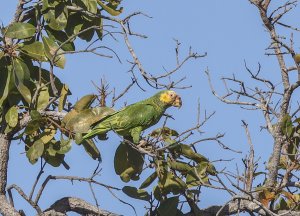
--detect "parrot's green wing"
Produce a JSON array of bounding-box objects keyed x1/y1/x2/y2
[
  {"x1": 83, "y1": 103, "x2": 161, "y2": 140},
  {"x1": 111, "y1": 104, "x2": 159, "y2": 129}
]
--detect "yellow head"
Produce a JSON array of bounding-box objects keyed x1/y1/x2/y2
[{"x1": 159, "y1": 90, "x2": 182, "y2": 108}]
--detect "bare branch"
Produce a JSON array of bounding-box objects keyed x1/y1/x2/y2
[
  {"x1": 241, "y1": 121, "x2": 255, "y2": 192},
  {"x1": 29, "y1": 162, "x2": 46, "y2": 200},
  {"x1": 119, "y1": 19, "x2": 203, "y2": 89},
  {"x1": 43, "y1": 197, "x2": 120, "y2": 216},
  {"x1": 205, "y1": 69, "x2": 260, "y2": 107},
  {"x1": 111, "y1": 79, "x2": 135, "y2": 107},
  {"x1": 34, "y1": 175, "x2": 121, "y2": 205},
  {"x1": 7, "y1": 184, "x2": 42, "y2": 214}
]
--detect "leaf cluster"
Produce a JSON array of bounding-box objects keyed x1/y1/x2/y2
[
  {"x1": 116, "y1": 127, "x2": 217, "y2": 215},
  {"x1": 0, "y1": 0, "x2": 123, "y2": 167}
]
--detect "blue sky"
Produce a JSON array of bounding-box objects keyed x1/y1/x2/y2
[{"x1": 1, "y1": 1, "x2": 299, "y2": 215}]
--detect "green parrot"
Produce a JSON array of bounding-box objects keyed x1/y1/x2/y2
[{"x1": 82, "y1": 90, "x2": 182, "y2": 143}]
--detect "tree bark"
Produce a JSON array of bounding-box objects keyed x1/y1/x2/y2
[
  {"x1": 0, "y1": 194, "x2": 20, "y2": 216},
  {"x1": 185, "y1": 199, "x2": 300, "y2": 216},
  {"x1": 0, "y1": 134, "x2": 19, "y2": 216},
  {"x1": 0, "y1": 133, "x2": 10, "y2": 195},
  {"x1": 43, "y1": 197, "x2": 120, "y2": 216},
  {"x1": 266, "y1": 127, "x2": 284, "y2": 187}
]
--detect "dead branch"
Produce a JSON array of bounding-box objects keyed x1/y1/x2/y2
[
  {"x1": 119, "y1": 18, "x2": 204, "y2": 89},
  {"x1": 34, "y1": 175, "x2": 121, "y2": 205},
  {"x1": 205, "y1": 69, "x2": 260, "y2": 108},
  {"x1": 241, "y1": 121, "x2": 255, "y2": 192},
  {"x1": 7, "y1": 184, "x2": 42, "y2": 214},
  {"x1": 43, "y1": 197, "x2": 120, "y2": 216}
]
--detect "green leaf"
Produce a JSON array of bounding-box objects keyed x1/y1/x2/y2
[
  {"x1": 161, "y1": 172, "x2": 186, "y2": 194},
  {"x1": 122, "y1": 186, "x2": 151, "y2": 201},
  {"x1": 13, "y1": 58, "x2": 32, "y2": 104},
  {"x1": 16, "y1": 83, "x2": 32, "y2": 104},
  {"x1": 44, "y1": 149, "x2": 65, "y2": 167},
  {"x1": 5, "y1": 106, "x2": 18, "y2": 128},
  {"x1": 57, "y1": 135, "x2": 72, "y2": 154},
  {"x1": 66, "y1": 107, "x2": 114, "y2": 133},
  {"x1": 36, "y1": 85, "x2": 50, "y2": 110},
  {"x1": 58, "y1": 84, "x2": 69, "y2": 111},
  {"x1": 140, "y1": 171, "x2": 157, "y2": 189},
  {"x1": 97, "y1": 0, "x2": 123, "y2": 16},
  {"x1": 114, "y1": 143, "x2": 144, "y2": 182},
  {"x1": 25, "y1": 120, "x2": 41, "y2": 134},
  {"x1": 43, "y1": 36, "x2": 66, "y2": 69},
  {"x1": 120, "y1": 167, "x2": 134, "y2": 183},
  {"x1": 75, "y1": 0, "x2": 97, "y2": 14},
  {"x1": 0, "y1": 68, "x2": 12, "y2": 106},
  {"x1": 114, "y1": 143, "x2": 130, "y2": 175},
  {"x1": 281, "y1": 114, "x2": 294, "y2": 138},
  {"x1": 30, "y1": 110, "x2": 42, "y2": 120},
  {"x1": 43, "y1": 3, "x2": 68, "y2": 31},
  {"x1": 186, "y1": 162, "x2": 210, "y2": 187},
  {"x1": 169, "y1": 160, "x2": 192, "y2": 174},
  {"x1": 153, "y1": 186, "x2": 163, "y2": 201},
  {"x1": 42, "y1": 0, "x2": 60, "y2": 11},
  {"x1": 5, "y1": 23, "x2": 36, "y2": 39},
  {"x1": 4, "y1": 125, "x2": 13, "y2": 134},
  {"x1": 45, "y1": 142, "x2": 57, "y2": 156},
  {"x1": 78, "y1": 18, "x2": 95, "y2": 42},
  {"x1": 157, "y1": 197, "x2": 179, "y2": 216},
  {"x1": 74, "y1": 94, "x2": 96, "y2": 111},
  {"x1": 31, "y1": 66, "x2": 66, "y2": 96},
  {"x1": 40, "y1": 125, "x2": 56, "y2": 144},
  {"x1": 171, "y1": 144, "x2": 209, "y2": 164},
  {"x1": 26, "y1": 140, "x2": 44, "y2": 164},
  {"x1": 7, "y1": 93, "x2": 22, "y2": 107},
  {"x1": 13, "y1": 58, "x2": 30, "y2": 81},
  {"x1": 82, "y1": 139, "x2": 101, "y2": 160},
  {"x1": 19, "y1": 41, "x2": 47, "y2": 61},
  {"x1": 45, "y1": 26, "x2": 75, "y2": 51},
  {"x1": 65, "y1": 13, "x2": 84, "y2": 37},
  {"x1": 94, "y1": 13, "x2": 103, "y2": 39},
  {"x1": 42, "y1": 0, "x2": 49, "y2": 11}
]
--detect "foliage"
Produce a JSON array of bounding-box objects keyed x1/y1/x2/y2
[
  {"x1": 0, "y1": 0, "x2": 122, "y2": 166},
  {"x1": 2, "y1": 0, "x2": 300, "y2": 216},
  {"x1": 0, "y1": 1, "x2": 215, "y2": 215},
  {"x1": 113, "y1": 127, "x2": 216, "y2": 214}
]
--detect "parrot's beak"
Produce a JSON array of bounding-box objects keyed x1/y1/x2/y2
[{"x1": 172, "y1": 95, "x2": 182, "y2": 108}]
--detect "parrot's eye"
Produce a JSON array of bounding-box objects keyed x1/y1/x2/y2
[{"x1": 169, "y1": 93, "x2": 174, "y2": 97}]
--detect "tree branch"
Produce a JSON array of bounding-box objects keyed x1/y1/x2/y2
[
  {"x1": 0, "y1": 195, "x2": 21, "y2": 216},
  {"x1": 0, "y1": 134, "x2": 11, "y2": 195},
  {"x1": 43, "y1": 197, "x2": 120, "y2": 216}
]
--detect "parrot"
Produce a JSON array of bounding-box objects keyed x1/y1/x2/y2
[{"x1": 82, "y1": 90, "x2": 182, "y2": 143}]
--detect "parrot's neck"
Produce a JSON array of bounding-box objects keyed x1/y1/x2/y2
[{"x1": 145, "y1": 96, "x2": 170, "y2": 113}]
